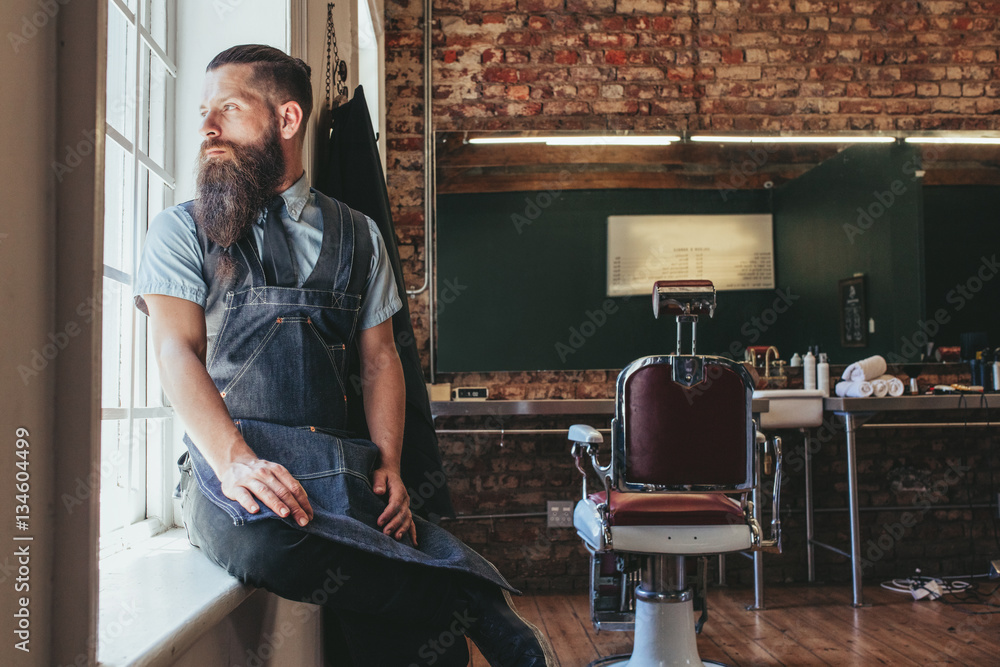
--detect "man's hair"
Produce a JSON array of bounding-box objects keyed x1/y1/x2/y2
[{"x1": 208, "y1": 44, "x2": 313, "y2": 136}]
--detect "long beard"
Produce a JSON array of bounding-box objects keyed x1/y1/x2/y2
[{"x1": 194, "y1": 125, "x2": 286, "y2": 281}]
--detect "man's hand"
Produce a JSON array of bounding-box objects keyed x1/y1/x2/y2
[
  {"x1": 219, "y1": 458, "x2": 315, "y2": 527},
  {"x1": 373, "y1": 466, "x2": 417, "y2": 546}
]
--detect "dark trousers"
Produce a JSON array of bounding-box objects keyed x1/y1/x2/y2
[{"x1": 183, "y1": 482, "x2": 472, "y2": 666}]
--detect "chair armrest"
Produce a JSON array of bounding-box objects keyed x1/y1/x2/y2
[
  {"x1": 568, "y1": 424, "x2": 608, "y2": 500},
  {"x1": 569, "y1": 424, "x2": 603, "y2": 444}
]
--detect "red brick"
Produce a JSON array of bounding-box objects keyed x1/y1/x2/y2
[
  {"x1": 566, "y1": 0, "x2": 614, "y2": 8},
  {"x1": 651, "y1": 16, "x2": 675, "y2": 30},
  {"x1": 506, "y1": 84, "x2": 531, "y2": 100},
  {"x1": 483, "y1": 67, "x2": 519, "y2": 83},
  {"x1": 543, "y1": 100, "x2": 592, "y2": 114},
  {"x1": 553, "y1": 50, "x2": 578, "y2": 65},
  {"x1": 617, "y1": 66, "x2": 666, "y2": 81},
  {"x1": 665, "y1": 66, "x2": 695, "y2": 81},
  {"x1": 386, "y1": 31, "x2": 423, "y2": 48},
  {"x1": 551, "y1": 83, "x2": 578, "y2": 97},
  {"x1": 506, "y1": 49, "x2": 531, "y2": 64},
  {"x1": 618, "y1": 0, "x2": 666, "y2": 11},
  {"x1": 517, "y1": 0, "x2": 565, "y2": 10},
  {"x1": 528, "y1": 85, "x2": 554, "y2": 99},
  {"x1": 469, "y1": 0, "x2": 517, "y2": 9},
  {"x1": 481, "y1": 48, "x2": 504, "y2": 64},
  {"x1": 721, "y1": 49, "x2": 744, "y2": 64},
  {"x1": 605, "y1": 50, "x2": 627, "y2": 65},
  {"x1": 497, "y1": 32, "x2": 542, "y2": 46},
  {"x1": 602, "y1": 16, "x2": 626, "y2": 30},
  {"x1": 518, "y1": 67, "x2": 569, "y2": 82},
  {"x1": 650, "y1": 100, "x2": 698, "y2": 114},
  {"x1": 839, "y1": 99, "x2": 883, "y2": 113},
  {"x1": 528, "y1": 15, "x2": 552, "y2": 30},
  {"x1": 591, "y1": 100, "x2": 641, "y2": 114}
]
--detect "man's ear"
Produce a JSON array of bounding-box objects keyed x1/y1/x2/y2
[{"x1": 276, "y1": 100, "x2": 304, "y2": 140}]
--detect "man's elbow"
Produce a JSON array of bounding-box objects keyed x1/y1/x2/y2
[{"x1": 154, "y1": 334, "x2": 206, "y2": 370}]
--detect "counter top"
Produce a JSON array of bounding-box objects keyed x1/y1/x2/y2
[
  {"x1": 430, "y1": 398, "x2": 770, "y2": 418},
  {"x1": 824, "y1": 393, "x2": 1000, "y2": 412}
]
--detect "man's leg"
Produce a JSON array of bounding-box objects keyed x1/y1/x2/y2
[
  {"x1": 185, "y1": 483, "x2": 470, "y2": 666},
  {"x1": 185, "y1": 483, "x2": 550, "y2": 666}
]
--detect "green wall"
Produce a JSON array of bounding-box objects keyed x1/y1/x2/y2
[
  {"x1": 922, "y1": 185, "x2": 1000, "y2": 354},
  {"x1": 771, "y1": 142, "x2": 925, "y2": 363},
  {"x1": 436, "y1": 189, "x2": 776, "y2": 371}
]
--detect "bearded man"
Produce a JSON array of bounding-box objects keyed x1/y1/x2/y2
[{"x1": 133, "y1": 44, "x2": 552, "y2": 666}]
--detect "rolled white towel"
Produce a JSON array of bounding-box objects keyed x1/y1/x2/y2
[
  {"x1": 871, "y1": 378, "x2": 889, "y2": 397},
  {"x1": 841, "y1": 355, "x2": 888, "y2": 382},
  {"x1": 876, "y1": 374, "x2": 905, "y2": 397},
  {"x1": 835, "y1": 380, "x2": 874, "y2": 398}
]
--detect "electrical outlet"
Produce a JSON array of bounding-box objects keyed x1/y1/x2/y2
[{"x1": 547, "y1": 500, "x2": 574, "y2": 528}]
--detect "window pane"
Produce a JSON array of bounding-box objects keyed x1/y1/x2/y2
[
  {"x1": 99, "y1": 419, "x2": 130, "y2": 535},
  {"x1": 144, "y1": 47, "x2": 169, "y2": 168},
  {"x1": 99, "y1": 418, "x2": 149, "y2": 536},
  {"x1": 101, "y1": 277, "x2": 132, "y2": 410},
  {"x1": 148, "y1": 0, "x2": 168, "y2": 50},
  {"x1": 146, "y1": 169, "x2": 168, "y2": 225},
  {"x1": 103, "y1": 139, "x2": 134, "y2": 275},
  {"x1": 106, "y1": 1, "x2": 137, "y2": 142}
]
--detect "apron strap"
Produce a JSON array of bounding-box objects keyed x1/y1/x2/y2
[{"x1": 309, "y1": 192, "x2": 373, "y2": 297}]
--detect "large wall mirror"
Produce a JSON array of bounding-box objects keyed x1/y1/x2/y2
[{"x1": 433, "y1": 132, "x2": 1000, "y2": 373}]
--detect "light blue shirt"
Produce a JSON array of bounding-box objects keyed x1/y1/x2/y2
[{"x1": 133, "y1": 173, "x2": 402, "y2": 330}]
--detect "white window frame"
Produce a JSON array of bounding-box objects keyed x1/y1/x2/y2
[{"x1": 101, "y1": 0, "x2": 178, "y2": 557}]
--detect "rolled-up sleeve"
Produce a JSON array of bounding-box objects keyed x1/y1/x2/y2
[
  {"x1": 132, "y1": 206, "x2": 207, "y2": 315},
  {"x1": 358, "y1": 218, "x2": 402, "y2": 330}
]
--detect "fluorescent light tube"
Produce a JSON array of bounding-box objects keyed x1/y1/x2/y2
[
  {"x1": 468, "y1": 135, "x2": 679, "y2": 146},
  {"x1": 904, "y1": 137, "x2": 1000, "y2": 145},
  {"x1": 690, "y1": 135, "x2": 896, "y2": 143}
]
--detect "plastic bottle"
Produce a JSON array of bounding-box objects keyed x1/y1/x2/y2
[
  {"x1": 803, "y1": 350, "x2": 817, "y2": 391},
  {"x1": 817, "y1": 353, "x2": 830, "y2": 397},
  {"x1": 790, "y1": 352, "x2": 802, "y2": 367}
]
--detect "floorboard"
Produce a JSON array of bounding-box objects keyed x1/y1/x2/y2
[{"x1": 463, "y1": 584, "x2": 1000, "y2": 666}]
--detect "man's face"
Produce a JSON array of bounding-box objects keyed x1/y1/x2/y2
[{"x1": 198, "y1": 63, "x2": 274, "y2": 156}]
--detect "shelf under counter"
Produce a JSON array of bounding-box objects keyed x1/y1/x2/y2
[{"x1": 430, "y1": 398, "x2": 770, "y2": 419}]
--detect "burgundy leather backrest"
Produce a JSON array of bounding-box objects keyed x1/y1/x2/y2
[{"x1": 622, "y1": 360, "x2": 750, "y2": 487}]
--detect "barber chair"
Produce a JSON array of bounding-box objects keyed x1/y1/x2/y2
[{"x1": 568, "y1": 280, "x2": 782, "y2": 667}]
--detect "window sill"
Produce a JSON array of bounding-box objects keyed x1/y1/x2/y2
[{"x1": 98, "y1": 528, "x2": 255, "y2": 667}]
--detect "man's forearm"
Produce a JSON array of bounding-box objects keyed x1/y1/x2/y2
[
  {"x1": 360, "y1": 345, "x2": 405, "y2": 470},
  {"x1": 157, "y1": 339, "x2": 255, "y2": 473}
]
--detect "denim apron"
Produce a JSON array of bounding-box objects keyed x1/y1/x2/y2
[{"x1": 179, "y1": 193, "x2": 512, "y2": 592}]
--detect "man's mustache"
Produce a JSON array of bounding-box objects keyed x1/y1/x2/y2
[{"x1": 199, "y1": 138, "x2": 237, "y2": 156}]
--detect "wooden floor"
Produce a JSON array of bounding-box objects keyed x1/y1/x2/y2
[{"x1": 467, "y1": 584, "x2": 1000, "y2": 666}]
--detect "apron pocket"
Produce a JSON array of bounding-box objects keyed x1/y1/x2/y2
[{"x1": 184, "y1": 419, "x2": 380, "y2": 526}]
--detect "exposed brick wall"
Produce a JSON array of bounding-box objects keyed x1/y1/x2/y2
[{"x1": 383, "y1": 0, "x2": 1000, "y2": 591}]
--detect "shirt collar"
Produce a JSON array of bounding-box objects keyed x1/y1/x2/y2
[{"x1": 257, "y1": 172, "x2": 310, "y2": 225}]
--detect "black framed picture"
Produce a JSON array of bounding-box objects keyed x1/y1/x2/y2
[{"x1": 839, "y1": 276, "x2": 867, "y2": 347}]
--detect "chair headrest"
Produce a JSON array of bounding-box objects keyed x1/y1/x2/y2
[{"x1": 652, "y1": 280, "x2": 716, "y2": 319}]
